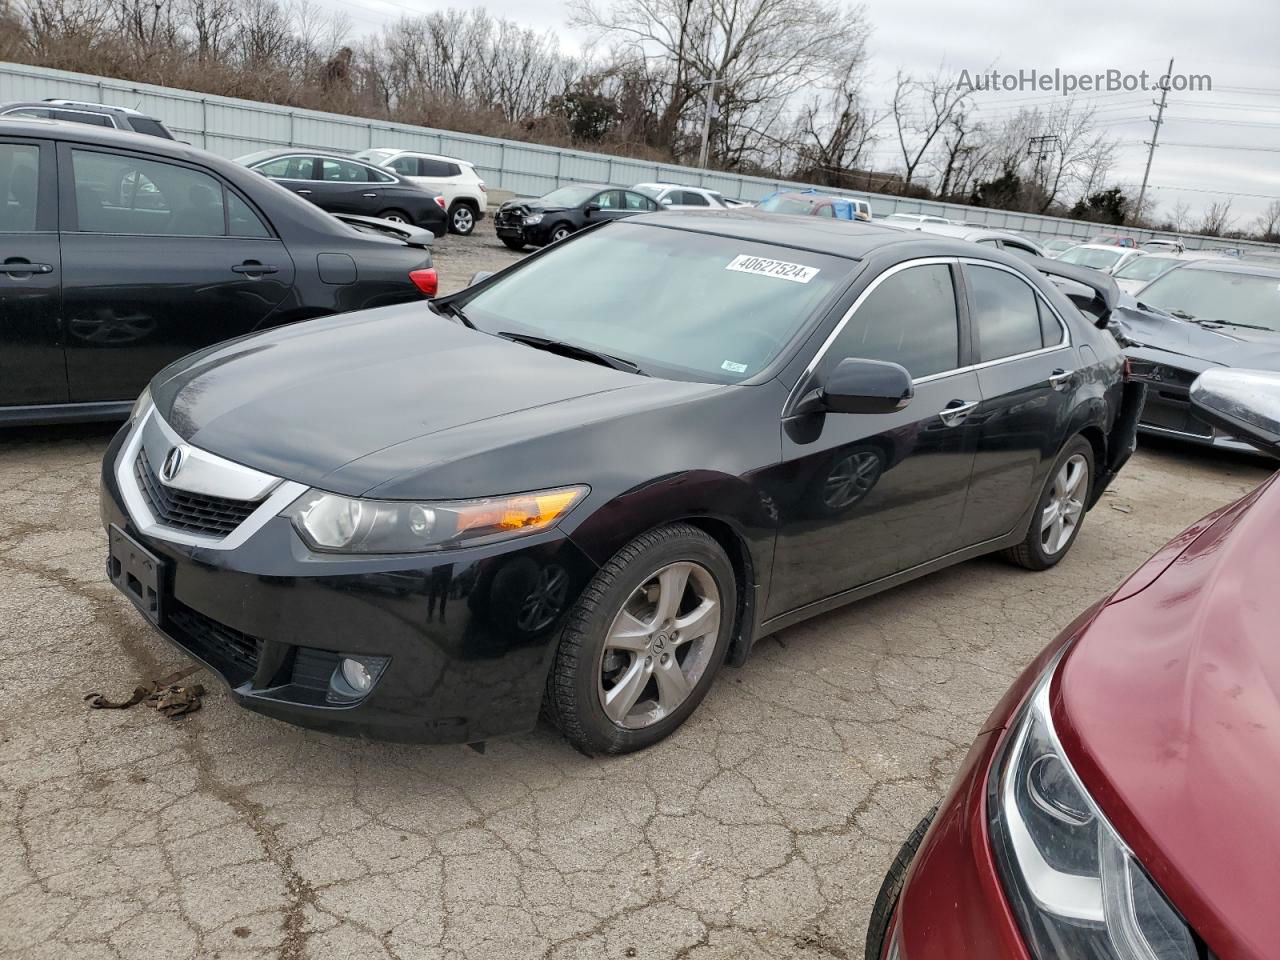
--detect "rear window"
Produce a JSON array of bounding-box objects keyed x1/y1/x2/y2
[
  {"x1": 460, "y1": 222, "x2": 854, "y2": 383},
  {"x1": 127, "y1": 117, "x2": 173, "y2": 139}
]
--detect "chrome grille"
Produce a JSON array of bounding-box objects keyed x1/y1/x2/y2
[{"x1": 134, "y1": 448, "x2": 260, "y2": 537}]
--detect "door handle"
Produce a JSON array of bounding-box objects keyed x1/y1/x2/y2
[
  {"x1": 295, "y1": 189, "x2": 312, "y2": 196},
  {"x1": 938, "y1": 399, "x2": 979, "y2": 427},
  {"x1": 2, "y1": 259, "x2": 53, "y2": 276},
  {"x1": 232, "y1": 261, "x2": 279, "y2": 277},
  {"x1": 1049, "y1": 368, "x2": 1075, "y2": 391},
  {"x1": 362, "y1": 192, "x2": 378, "y2": 198}
]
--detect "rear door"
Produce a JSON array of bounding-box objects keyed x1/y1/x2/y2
[
  {"x1": 59, "y1": 143, "x2": 295, "y2": 402},
  {"x1": 956, "y1": 259, "x2": 1076, "y2": 546},
  {"x1": 311, "y1": 158, "x2": 393, "y2": 216},
  {"x1": 0, "y1": 137, "x2": 65, "y2": 407}
]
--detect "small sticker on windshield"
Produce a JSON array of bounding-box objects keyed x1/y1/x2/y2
[
  {"x1": 721, "y1": 360, "x2": 749, "y2": 373},
  {"x1": 726, "y1": 254, "x2": 819, "y2": 284}
]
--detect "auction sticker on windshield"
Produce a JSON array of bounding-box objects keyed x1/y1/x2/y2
[{"x1": 726, "y1": 254, "x2": 820, "y2": 284}]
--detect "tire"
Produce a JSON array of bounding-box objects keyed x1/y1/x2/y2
[
  {"x1": 865, "y1": 807, "x2": 937, "y2": 960},
  {"x1": 544, "y1": 523, "x2": 736, "y2": 755},
  {"x1": 448, "y1": 201, "x2": 477, "y2": 235},
  {"x1": 548, "y1": 223, "x2": 573, "y2": 243},
  {"x1": 1003, "y1": 435, "x2": 1095, "y2": 571},
  {"x1": 501, "y1": 237, "x2": 526, "y2": 251},
  {"x1": 377, "y1": 209, "x2": 411, "y2": 224}
]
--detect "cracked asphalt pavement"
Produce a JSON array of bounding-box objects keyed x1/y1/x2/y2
[{"x1": 1, "y1": 224, "x2": 1273, "y2": 959}]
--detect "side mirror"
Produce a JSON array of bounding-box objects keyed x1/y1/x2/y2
[
  {"x1": 1189, "y1": 368, "x2": 1280, "y2": 455},
  {"x1": 469, "y1": 270, "x2": 495, "y2": 286},
  {"x1": 584, "y1": 202, "x2": 601, "y2": 215},
  {"x1": 661, "y1": 197, "x2": 673, "y2": 205},
  {"x1": 817, "y1": 358, "x2": 914, "y2": 415}
]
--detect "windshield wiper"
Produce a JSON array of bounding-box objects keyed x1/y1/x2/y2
[
  {"x1": 1168, "y1": 309, "x2": 1196, "y2": 320},
  {"x1": 497, "y1": 331, "x2": 647, "y2": 375},
  {"x1": 430, "y1": 299, "x2": 476, "y2": 329},
  {"x1": 1195, "y1": 318, "x2": 1273, "y2": 332}
]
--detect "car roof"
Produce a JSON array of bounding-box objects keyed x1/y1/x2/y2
[
  {"x1": 372, "y1": 148, "x2": 475, "y2": 166},
  {"x1": 2, "y1": 99, "x2": 149, "y2": 118},
  {"x1": 1069, "y1": 243, "x2": 1129, "y2": 252},
  {"x1": 0, "y1": 115, "x2": 196, "y2": 153},
  {"x1": 623, "y1": 208, "x2": 1018, "y2": 261},
  {"x1": 914, "y1": 222, "x2": 1039, "y2": 245}
]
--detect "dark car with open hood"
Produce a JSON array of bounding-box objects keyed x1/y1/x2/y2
[
  {"x1": 100, "y1": 211, "x2": 1142, "y2": 754},
  {"x1": 1109, "y1": 258, "x2": 1280, "y2": 454},
  {"x1": 493, "y1": 183, "x2": 660, "y2": 249}
]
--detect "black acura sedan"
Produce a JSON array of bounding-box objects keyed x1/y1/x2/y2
[
  {"x1": 0, "y1": 118, "x2": 437, "y2": 425},
  {"x1": 494, "y1": 183, "x2": 660, "y2": 249},
  {"x1": 100, "y1": 211, "x2": 1141, "y2": 754},
  {"x1": 237, "y1": 149, "x2": 450, "y2": 237}
]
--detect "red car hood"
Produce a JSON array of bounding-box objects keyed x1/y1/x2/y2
[{"x1": 1054, "y1": 472, "x2": 1280, "y2": 960}]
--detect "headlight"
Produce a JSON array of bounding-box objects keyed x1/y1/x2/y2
[
  {"x1": 523, "y1": 213, "x2": 544, "y2": 225},
  {"x1": 130, "y1": 386, "x2": 153, "y2": 422},
  {"x1": 283, "y1": 485, "x2": 587, "y2": 554},
  {"x1": 988, "y1": 668, "x2": 1197, "y2": 960}
]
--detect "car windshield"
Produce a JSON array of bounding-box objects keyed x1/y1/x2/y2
[
  {"x1": 459, "y1": 222, "x2": 854, "y2": 383},
  {"x1": 1058, "y1": 246, "x2": 1123, "y2": 270},
  {"x1": 1113, "y1": 256, "x2": 1181, "y2": 283},
  {"x1": 359, "y1": 149, "x2": 396, "y2": 164},
  {"x1": 758, "y1": 196, "x2": 813, "y2": 214},
  {"x1": 234, "y1": 149, "x2": 278, "y2": 166},
  {"x1": 1139, "y1": 268, "x2": 1280, "y2": 331},
  {"x1": 538, "y1": 185, "x2": 599, "y2": 207}
]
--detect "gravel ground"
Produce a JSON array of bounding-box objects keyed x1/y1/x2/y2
[
  {"x1": 432, "y1": 218, "x2": 527, "y2": 296},
  {"x1": 0, "y1": 241, "x2": 1272, "y2": 959}
]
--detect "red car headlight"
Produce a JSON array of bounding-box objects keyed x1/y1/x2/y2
[{"x1": 987, "y1": 667, "x2": 1199, "y2": 960}]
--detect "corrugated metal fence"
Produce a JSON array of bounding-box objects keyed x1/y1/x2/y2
[{"x1": 2, "y1": 60, "x2": 1273, "y2": 256}]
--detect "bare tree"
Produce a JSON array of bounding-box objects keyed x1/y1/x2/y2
[
  {"x1": 889, "y1": 67, "x2": 973, "y2": 194},
  {"x1": 1254, "y1": 199, "x2": 1280, "y2": 242},
  {"x1": 1198, "y1": 199, "x2": 1235, "y2": 237}
]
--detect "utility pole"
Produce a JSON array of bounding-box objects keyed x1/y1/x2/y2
[
  {"x1": 1136, "y1": 58, "x2": 1173, "y2": 226},
  {"x1": 696, "y1": 77, "x2": 721, "y2": 169}
]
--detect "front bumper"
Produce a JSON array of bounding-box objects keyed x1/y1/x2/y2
[{"x1": 99, "y1": 420, "x2": 598, "y2": 743}]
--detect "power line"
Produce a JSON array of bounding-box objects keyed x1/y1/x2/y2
[
  {"x1": 1158, "y1": 142, "x2": 1280, "y2": 153},
  {"x1": 1116, "y1": 183, "x2": 1280, "y2": 202}
]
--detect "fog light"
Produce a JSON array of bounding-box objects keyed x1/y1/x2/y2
[
  {"x1": 328, "y1": 654, "x2": 390, "y2": 704},
  {"x1": 341, "y1": 658, "x2": 373, "y2": 693}
]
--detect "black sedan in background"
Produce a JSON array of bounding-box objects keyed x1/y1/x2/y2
[
  {"x1": 0, "y1": 117, "x2": 437, "y2": 424},
  {"x1": 1110, "y1": 258, "x2": 1280, "y2": 453},
  {"x1": 494, "y1": 183, "x2": 660, "y2": 249},
  {"x1": 237, "y1": 149, "x2": 450, "y2": 237},
  {"x1": 100, "y1": 212, "x2": 1140, "y2": 755}
]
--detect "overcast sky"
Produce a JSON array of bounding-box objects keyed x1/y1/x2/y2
[{"x1": 318, "y1": 0, "x2": 1280, "y2": 228}]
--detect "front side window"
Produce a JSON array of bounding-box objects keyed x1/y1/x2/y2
[
  {"x1": 459, "y1": 222, "x2": 852, "y2": 383},
  {"x1": 388, "y1": 156, "x2": 419, "y2": 176},
  {"x1": 71, "y1": 149, "x2": 228, "y2": 237},
  {"x1": 815, "y1": 203, "x2": 835, "y2": 218},
  {"x1": 321, "y1": 159, "x2": 378, "y2": 182},
  {"x1": 0, "y1": 142, "x2": 40, "y2": 232},
  {"x1": 825, "y1": 263, "x2": 959, "y2": 379},
  {"x1": 968, "y1": 264, "x2": 1047, "y2": 361},
  {"x1": 255, "y1": 156, "x2": 315, "y2": 180},
  {"x1": 622, "y1": 191, "x2": 656, "y2": 211},
  {"x1": 596, "y1": 190, "x2": 625, "y2": 210}
]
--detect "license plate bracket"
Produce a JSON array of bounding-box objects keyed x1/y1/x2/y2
[{"x1": 108, "y1": 524, "x2": 166, "y2": 625}]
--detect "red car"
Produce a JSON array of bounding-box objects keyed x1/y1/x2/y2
[{"x1": 868, "y1": 367, "x2": 1279, "y2": 960}]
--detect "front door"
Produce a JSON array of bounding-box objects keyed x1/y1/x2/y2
[
  {"x1": 58, "y1": 144, "x2": 295, "y2": 402},
  {"x1": 0, "y1": 137, "x2": 65, "y2": 408},
  {"x1": 768, "y1": 260, "x2": 982, "y2": 616},
  {"x1": 957, "y1": 260, "x2": 1077, "y2": 545},
  {"x1": 310, "y1": 158, "x2": 388, "y2": 216}
]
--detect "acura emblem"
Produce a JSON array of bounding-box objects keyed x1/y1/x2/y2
[{"x1": 160, "y1": 445, "x2": 187, "y2": 483}]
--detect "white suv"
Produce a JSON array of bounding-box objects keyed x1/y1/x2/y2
[
  {"x1": 355, "y1": 149, "x2": 486, "y2": 235},
  {"x1": 632, "y1": 183, "x2": 736, "y2": 210}
]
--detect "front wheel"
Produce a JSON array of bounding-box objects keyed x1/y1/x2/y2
[
  {"x1": 544, "y1": 523, "x2": 735, "y2": 755},
  {"x1": 865, "y1": 807, "x2": 937, "y2": 960},
  {"x1": 548, "y1": 223, "x2": 573, "y2": 243},
  {"x1": 1003, "y1": 435, "x2": 1094, "y2": 570}
]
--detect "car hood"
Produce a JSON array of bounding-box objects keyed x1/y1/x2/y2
[
  {"x1": 1056, "y1": 474, "x2": 1280, "y2": 960},
  {"x1": 1113, "y1": 301, "x2": 1280, "y2": 368},
  {"x1": 152, "y1": 305, "x2": 721, "y2": 497},
  {"x1": 499, "y1": 199, "x2": 569, "y2": 215}
]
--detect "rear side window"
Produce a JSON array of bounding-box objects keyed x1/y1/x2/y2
[
  {"x1": 50, "y1": 108, "x2": 115, "y2": 128},
  {"x1": 71, "y1": 148, "x2": 239, "y2": 238},
  {"x1": 321, "y1": 158, "x2": 378, "y2": 182},
  {"x1": 419, "y1": 158, "x2": 457, "y2": 177},
  {"x1": 126, "y1": 117, "x2": 172, "y2": 139},
  {"x1": 968, "y1": 264, "x2": 1048, "y2": 361},
  {"x1": 827, "y1": 263, "x2": 960, "y2": 378},
  {"x1": 0, "y1": 143, "x2": 40, "y2": 232},
  {"x1": 677, "y1": 190, "x2": 710, "y2": 206},
  {"x1": 227, "y1": 192, "x2": 271, "y2": 238}
]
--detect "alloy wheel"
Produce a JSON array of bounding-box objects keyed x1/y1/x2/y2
[
  {"x1": 1041, "y1": 453, "x2": 1088, "y2": 555},
  {"x1": 381, "y1": 212, "x2": 407, "y2": 223},
  {"x1": 452, "y1": 206, "x2": 474, "y2": 233},
  {"x1": 597, "y1": 561, "x2": 721, "y2": 730},
  {"x1": 551, "y1": 226, "x2": 571, "y2": 242}
]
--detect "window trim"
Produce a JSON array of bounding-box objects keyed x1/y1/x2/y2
[
  {"x1": 0, "y1": 137, "x2": 55, "y2": 234},
  {"x1": 958, "y1": 257, "x2": 1071, "y2": 370}
]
